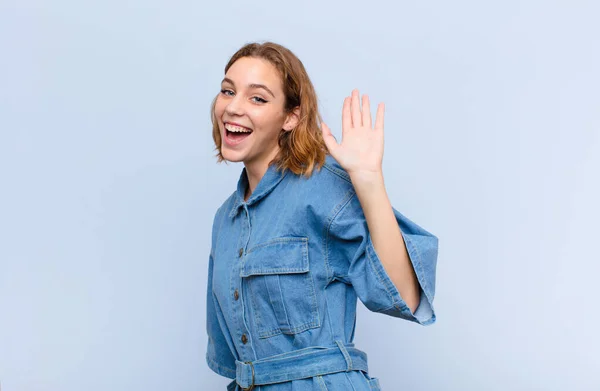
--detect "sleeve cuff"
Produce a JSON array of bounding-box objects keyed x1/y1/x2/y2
[{"x1": 365, "y1": 233, "x2": 436, "y2": 325}]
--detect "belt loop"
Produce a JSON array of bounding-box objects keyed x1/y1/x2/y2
[
  {"x1": 236, "y1": 361, "x2": 255, "y2": 391},
  {"x1": 242, "y1": 361, "x2": 255, "y2": 390},
  {"x1": 335, "y1": 340, "x2": 353, "y2": 371}
]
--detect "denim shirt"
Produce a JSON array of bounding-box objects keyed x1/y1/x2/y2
[{"x1": 206, "y1": 155, "x2": 438, "y2": 390}]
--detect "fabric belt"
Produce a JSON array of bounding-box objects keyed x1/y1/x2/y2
[{"x1": 228, "y1": 341, "x2": 369, "y2": 390}]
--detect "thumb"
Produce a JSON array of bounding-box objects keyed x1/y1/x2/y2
[{"x1": 321, "y1": 122, "x2": 340, "y2": 156}]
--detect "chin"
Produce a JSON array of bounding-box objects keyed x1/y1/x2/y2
[{"x1": 220, "y1": 148, "x2": 245, "y2": 163}]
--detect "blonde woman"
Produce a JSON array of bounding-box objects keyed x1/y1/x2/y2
[{"x1": 206, "y1": 42, "x2": 438, "y2": 390}]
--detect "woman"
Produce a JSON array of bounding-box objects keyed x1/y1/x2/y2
[{"x1": 206, "y1": 42, "x2": 438, "y2": 390}]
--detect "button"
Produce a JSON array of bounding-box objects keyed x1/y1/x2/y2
[
  {"x1": 238, "y1": 248, "x2": 243, "y2": 257},
  {"x1": 241, "y1": 334, "x2": 248, "y2": 344},
  {"x1": 233, "y1": 290, "x2": 239, "y2": 301}
]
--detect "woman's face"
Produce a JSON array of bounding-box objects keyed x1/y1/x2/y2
[{"x1": 214, "y1": 56, "x2": 297, "y2": 171}]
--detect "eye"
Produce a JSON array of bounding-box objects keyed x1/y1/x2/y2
[
  {"x1": 251, "y1": 96, "x2": 268, "y2": 104},
  {"x1": 220, "y1": 89, "x2": 234, "y2": 96}
]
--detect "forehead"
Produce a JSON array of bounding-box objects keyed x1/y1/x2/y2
[{"x1": 224, "y1": 57, "x2": 283, "y2": 90}]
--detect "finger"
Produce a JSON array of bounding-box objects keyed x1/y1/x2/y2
[
  {"x1": 362, "y1": 94, "x2": 372, "y2": 128},
  {"x1": 374, "y1": 102, "x2": 385, "y2": 131},
  {"x1": 321, "y1": 122, "x2": 340, "y2": 156},
  {"x1": 342, "y1": 96, "x2": 352, "y2": 133},
  {"x1": 351, "y1": 89, "x2": 361, "y2": 128}
]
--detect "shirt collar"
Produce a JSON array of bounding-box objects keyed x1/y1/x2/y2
[{"x1": 228, "y1": 164, "x2": 287, "y2": 218}]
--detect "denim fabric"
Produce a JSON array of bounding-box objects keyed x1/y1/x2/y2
[{"x1": 206, "y1": 155, "x2": 438, "y2": 390}]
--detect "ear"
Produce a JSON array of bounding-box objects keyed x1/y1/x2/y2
[{"x1": 282, "y1": 106, "x2": 300, "y2": 132}]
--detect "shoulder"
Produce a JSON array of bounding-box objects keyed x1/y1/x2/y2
[
  {"x1": 210, "y1": 191, "x2": 237, "y2": 248},
  {"x1": 320, "y1": 154, "x2": 353, "y2": 185},
  {"x1": 310, "y1": 156, "x2": 368, "y2": 227},
  {"x1": 282, "y1": 155, "x2": 354, "y2": 195},
  {"x1": 279, "y1": 155, "x2": 357, "y2": 222},
  {"x1": 295, "y1": 154, "x2": 354, "y2": 191},
  {"x1": 213, "y1": 191, "x2": 236, "y2": 221}
]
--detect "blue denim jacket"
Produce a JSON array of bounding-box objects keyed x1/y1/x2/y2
[{"x1": 206, "y1": 155, "x2": 438, "y2": 390}]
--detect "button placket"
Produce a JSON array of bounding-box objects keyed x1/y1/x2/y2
[{"x1": 234, "y1": 204, "x2": 252, "y2": 357}]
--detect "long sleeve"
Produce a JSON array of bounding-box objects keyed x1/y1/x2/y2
[{"x1": 327, "y1": 194, "x2": 438, "y2": 325}]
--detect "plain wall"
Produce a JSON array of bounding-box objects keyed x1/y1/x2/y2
[{"x1": 1, "y1": 0, "x2": 598, "y2": 390}]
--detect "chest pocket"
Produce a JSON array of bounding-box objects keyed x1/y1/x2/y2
[{"x1": 241, "y1": 237, "x2": 320, "y2": 339}]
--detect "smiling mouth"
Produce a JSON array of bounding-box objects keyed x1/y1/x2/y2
[{"x1": 224, "y1": 122, "x2": 253, "y2": 144}]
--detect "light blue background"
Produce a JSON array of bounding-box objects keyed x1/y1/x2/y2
[{"x1": 1, "y1": 0, "x2": 598, "y2": 390}]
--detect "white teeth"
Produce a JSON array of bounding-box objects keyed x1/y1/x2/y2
[{"x1": 225, "y1": 123, "x2": 252, "y2": 133}]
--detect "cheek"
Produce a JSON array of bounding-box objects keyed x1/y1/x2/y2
[
  {"x1": 213, "y1": 98, "x2": 226, "y2": 119},
  {"x1": 249, "y1": 108, "x2": 285, "y2": 130}
]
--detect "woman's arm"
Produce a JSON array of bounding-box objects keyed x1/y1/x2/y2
[
  {"x1": 349, "y1": 171, "x2": 420, "y2": 312},
  {"x1": 322, "y1": 89, "x2": 421, "y2": 312}
]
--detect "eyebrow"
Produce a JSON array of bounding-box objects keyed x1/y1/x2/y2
[{"x1": 222, "y1": 77, "x2": 276, "y2": 98}]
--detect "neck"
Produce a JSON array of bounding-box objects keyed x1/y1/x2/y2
[{"x1": 244, "y1": 150, "x2": 279, "y2": 201}]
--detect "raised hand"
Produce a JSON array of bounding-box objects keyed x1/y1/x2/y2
[{"x1": 322, "y1": 89, "x2": 385, "y2": 178}]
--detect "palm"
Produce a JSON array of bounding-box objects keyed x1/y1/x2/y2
[{"x1": 322, "y1": 89, "x2": 385, "y2": 175}]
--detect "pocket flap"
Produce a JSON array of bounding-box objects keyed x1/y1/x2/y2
[{"x1": 240, "y1": 237, "x2": 309, "y2": 277}]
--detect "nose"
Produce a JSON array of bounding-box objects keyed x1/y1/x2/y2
[{"x1": 225, "y1": 95, "x2": 244, "y2": 117}]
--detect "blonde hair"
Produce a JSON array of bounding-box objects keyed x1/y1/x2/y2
[{"x1": 211, "y1": 42, "x2": 327, "y2": 176}]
